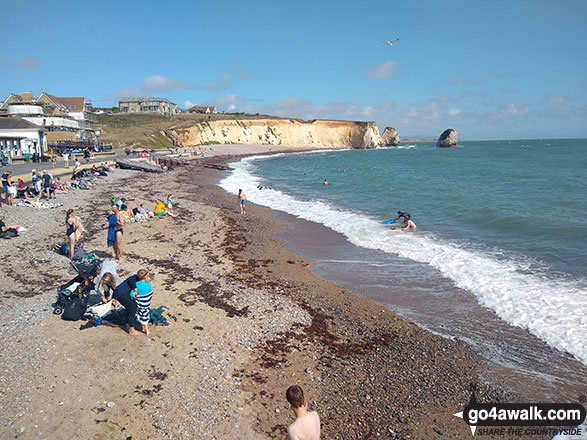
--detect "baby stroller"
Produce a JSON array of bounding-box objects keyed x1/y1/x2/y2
[{"x1": 53, "y1": 261, "x2": 100, "y2": 320}]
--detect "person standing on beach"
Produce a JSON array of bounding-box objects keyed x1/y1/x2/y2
[
  {"x1": 62, "y1": 151, "x2": 69, "y2": 167},
  {"x1": 238, "y1": 189, "x2": 246, "y2": 214},
  {"x1": 41, "y1": 170, "x2": 54, "y2": 200},
  {"x1": 65, "y1": 209, "x2": 84, "y2": 260},
  {"x1": 134, "y1": 271, "x2": 154, "y2": 336},
  {"x1": 285, "y1": 385, "x2": 320, "y2": 440},
  {"x1": 108, "y1": 205, "x2": 125, "y2": 262},
  {"x1": 2, "y1": 170, "x2": 15, "y2": 206}
]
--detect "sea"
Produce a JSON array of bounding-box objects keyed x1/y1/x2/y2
[{"x1": 219, "y1": 139, "x2": 587, "y2": 403}]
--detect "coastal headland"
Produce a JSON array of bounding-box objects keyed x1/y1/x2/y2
[
  {"x1": 97, "y1": 113, "x2": 384, "y2": 150},
  {"x1": 0, "y1": 146, "x2": 549, "y2": 440}
]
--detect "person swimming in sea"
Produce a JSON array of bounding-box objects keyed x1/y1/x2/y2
[
  {"x1": 323, "y1": 179, "x2": 330, "y2": 186},
  {"x1": 400, "y1": 213, "x2": 417, "y2": 231}
]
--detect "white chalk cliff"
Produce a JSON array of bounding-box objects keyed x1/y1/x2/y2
[{"x1": 169, "y1": 118, "x2": 384, "y2": 149}]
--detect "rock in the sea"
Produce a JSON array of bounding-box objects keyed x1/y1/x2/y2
[
  {"x1": 381, "y1": 127, "x2": 400, "y2": 147},
  {"x1": 437, "y1": 128, "x2": 458, "y2": 147}
]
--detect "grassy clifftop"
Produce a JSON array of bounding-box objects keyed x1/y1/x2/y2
[{"x1": 96, "y1": 113, "x2": 287, "y2": 149}]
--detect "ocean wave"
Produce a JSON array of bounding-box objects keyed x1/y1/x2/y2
[{"x1": 219, "y1": 156, "x2": 587, "y2": 365}]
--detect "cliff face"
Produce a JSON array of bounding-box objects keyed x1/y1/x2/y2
[{"x1": 169, "y1": 118, "x2": 383, "y2": 149}]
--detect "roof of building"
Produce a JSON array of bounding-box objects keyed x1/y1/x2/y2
[
  {"x1": 119, "y1": 97, "x2": 177, "y2": 106},
  {"x1": 0, "y1": 118, "x2": 43, "y2": 130},
  {"x1": 47, "y1": 95, "x2": 85, "y2": 111}
]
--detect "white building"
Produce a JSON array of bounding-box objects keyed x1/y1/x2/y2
[
  {"x1": 0, "y1": 92, "x2": 95, "y2": 142},
  {"x1": 0, "y1": 118, "x2": 46, "y2": 159}
]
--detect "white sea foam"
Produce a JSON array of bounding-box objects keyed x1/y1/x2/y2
[{"x1": 220, "y1": 156, "x2": 587, "y2": 365}]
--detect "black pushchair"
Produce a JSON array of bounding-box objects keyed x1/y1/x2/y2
[{"x1": 53, "y1": 261, "x2": 100, "y2": 320}]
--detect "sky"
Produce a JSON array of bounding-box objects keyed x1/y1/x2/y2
[{"x1": 0, "y1": 0, "x2": 586, "y2": 140}]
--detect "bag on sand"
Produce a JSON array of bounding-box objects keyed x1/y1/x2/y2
[
  {"x1": 61, "y1": 296, "x2": 87, "y2": 321},
  {"x1": 59, "y1": 242, "x2": 86, "y2": 261}
]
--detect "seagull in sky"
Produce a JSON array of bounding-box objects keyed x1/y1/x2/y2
[{"x1": 383, "y1": 39, "x2": 399, "y2": 46}]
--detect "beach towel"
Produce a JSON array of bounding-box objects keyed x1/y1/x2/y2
[
  {"x1": 149, "y1": 306, "x2": 170, "y2": 326},
  {"x1": 16, "y1": 200, "x2": 63, "y2": 209},
  {"x1": 107, "y1": 213, "x2": 117, "y2": 247},
  {"x1": 84, "y1": 300, "x2": 113, "y2": 318}
]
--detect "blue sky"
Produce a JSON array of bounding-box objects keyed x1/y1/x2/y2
[{"x1": 1, "y1": 0, "x2": 586, "y2": 140}]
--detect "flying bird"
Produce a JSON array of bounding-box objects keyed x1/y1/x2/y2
[{"x1": 383, "y1": 39, "x2": 399, "y2": 46}]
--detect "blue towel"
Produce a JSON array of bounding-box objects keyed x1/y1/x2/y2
[{"x1": 107, "y1": 213, "x2": 117, "y2": 247}]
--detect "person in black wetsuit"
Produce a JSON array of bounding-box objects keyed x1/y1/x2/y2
[{"x1": 112, "y1": 269, "x2": 148, "y2": 335}]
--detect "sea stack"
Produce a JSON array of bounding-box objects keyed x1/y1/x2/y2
[
  {"x1": 437, "y1": 128, "x2": 458, "y2": 147},
  {"x1": 381, "y1": 127, "x2": 401, "y2": 146}
]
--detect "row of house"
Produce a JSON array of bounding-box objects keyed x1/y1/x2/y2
[
  {"x1": 0, "y1": 91, "x2": 220, "y2": 160},
  {"x1": 0, "y1": 92, "x2": 95, "y2": 159},
  {"x1": 117, "y1": 97, "x2": 217, "y2": 116}
]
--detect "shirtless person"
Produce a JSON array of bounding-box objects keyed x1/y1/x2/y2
[{"x1": 286, "y1": 385, "x2": 320, "y2": 440}]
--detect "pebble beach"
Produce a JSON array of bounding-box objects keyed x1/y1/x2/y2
[{"x1": 0, "y1": 150, "x2": 547, "y2": 440}]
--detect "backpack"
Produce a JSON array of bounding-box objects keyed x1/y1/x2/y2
[
  {"x1": 59, "y1": 242, "x2": 87, "y2": 260},
  {"x1": 61, "y1": 296, "x2": 87, "y2": 321}
]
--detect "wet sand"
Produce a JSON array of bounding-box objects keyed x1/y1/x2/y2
[{"x1": 0, "y1": 150, "x2": 552, "y2": 439}]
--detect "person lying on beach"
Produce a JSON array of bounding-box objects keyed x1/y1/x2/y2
[
  {"x1": 112, "y1": 269, "x2": 147, "y2": 334},
  {"x1": 94, "y1": 259, "x2": 120, "y2": 303},
  {"x1": 0, "y1": 215, "x2": 19, "y2": 234},
  {"x1": 286, "y1": 385, "x2": 320, "y2": 440},
  {"x1": 133, "y1": 271, "x2": 154, "y2": 336}
]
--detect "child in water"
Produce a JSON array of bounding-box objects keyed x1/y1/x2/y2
[{"x1": 400, "y1": 214, "x2": 417, "y2": 231}]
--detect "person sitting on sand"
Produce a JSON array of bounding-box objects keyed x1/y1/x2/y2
[
  {"x1": 166, "y1": 194, "x2": 175, "y2": 215},
  {"x1": 94, "y1": 260, "x2": 120, "y2": 303},
  {"x1": 133, "y1": 271, "x2": 154, "y2": 336},
  {"x1": 286, "y1": 385, "x2": 320, "y2": 440},
  {"x1": 112, "y1": 269, "x2": 147, "y2": 334},
  {"x1": 16, "y1": 179, "x2": 34, "y2": 200},
  {"x1": 238, "y1": 189, "x2": 246, "y2": 214},
  {"x1": 400, "y1": 213, "x2": 417, "y2": 231},
  {"x1": 154, "y1": 200, "x2": 166, "y2": 216}
]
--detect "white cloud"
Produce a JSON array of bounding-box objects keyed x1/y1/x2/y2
[
  {"x1": 546, "y1": 94, "x2": 568, "y2": 106},
  {"x1": 116, "y1": 74, "x2": 193, "y2": 98},
  {"x1": 184, "y1": 100, "x2": 194, "y2": 109},
  {"x1": 19, "y1": 57, "x2": 41, "y2": 69},
  {"x1": 143, "y1": 75, "x2": 192, "y2": 92},
  {"x1": 500, "y1": 102, "x2": 529, "y2": 117},
  {"x1": 365, "y1": 61, "x2": 401, "y2": 80},
  {"x1": 204, "y1": 70, "x2": 253, "y2": 91},
  {"x1": 448, "y1": 108, "x2": 462, "y2": 116}
]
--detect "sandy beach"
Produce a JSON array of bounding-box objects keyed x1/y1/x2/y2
[{"x1": 0, "y1": 148, "x2": 548, "y2": 440}]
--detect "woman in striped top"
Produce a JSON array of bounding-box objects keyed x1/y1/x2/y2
[{"x1": 134, "y1": 271, "x2": 154, "y2": 336}]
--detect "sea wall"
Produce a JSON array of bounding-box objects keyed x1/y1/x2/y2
[{"x1": 169, "y1": 118, "x2": 383, "y2": 149}]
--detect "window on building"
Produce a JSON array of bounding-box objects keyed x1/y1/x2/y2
[{"x1": 70, "y1": 105, "x2": 76, "y2": 110}]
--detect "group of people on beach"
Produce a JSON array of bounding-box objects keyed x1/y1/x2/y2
[{"x1": 95, "y1": 265, "x2": 155, "y2": 336}]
